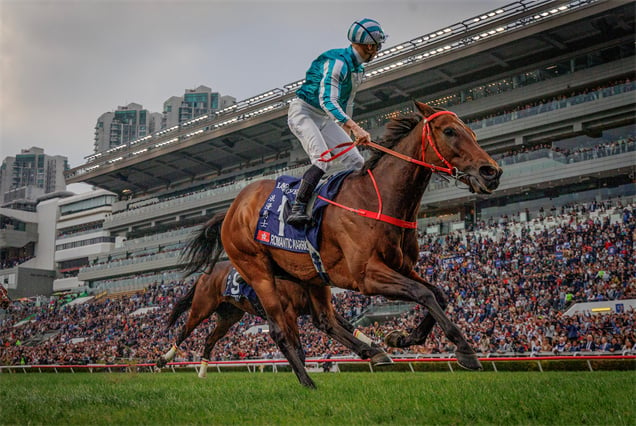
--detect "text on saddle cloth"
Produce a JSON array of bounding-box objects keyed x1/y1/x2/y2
[{"x1": 254, "y1": 171, "x2": 352, "y2": 254}]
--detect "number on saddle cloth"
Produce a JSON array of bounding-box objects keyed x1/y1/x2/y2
[
  {"x1": 254, "y1": 171, "x2": 352, "y2": 254},
  {"x1": 224, "y1": 267, "x2": 266, "y2": 317}
]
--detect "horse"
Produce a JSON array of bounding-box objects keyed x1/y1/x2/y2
[
  {"x1": 0, "y1": 285, "x2": 10, "y2": 310},
  {"x1": 156, "y1": 260, "x2": 387, "y2": 377},
  {"x1": 183, "y1": 102, "x2": 502, "y2": 388}
]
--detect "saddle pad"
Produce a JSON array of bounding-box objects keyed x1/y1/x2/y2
[
  {"x1": 254, "y1": 171, "x2": 352, "y2": 253},
  {"x1": 223, "y1": 267, "x2": 259, "y2": 303}
]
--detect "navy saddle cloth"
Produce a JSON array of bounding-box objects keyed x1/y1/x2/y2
[
  {"x1": 254, "y1": 171, "x2": 352, "y2": 253},
  {"x1": 223, "y1": 267, "x2": 258, "y2": 303}
]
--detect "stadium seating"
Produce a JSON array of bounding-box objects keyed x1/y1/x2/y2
[{"x1": 0, "y1": 199, "x2": 633, "y2": 365}]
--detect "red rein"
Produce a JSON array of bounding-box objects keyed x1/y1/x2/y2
[{"x1": 317, "y1": 111, "x2": 458, "y2": 229}]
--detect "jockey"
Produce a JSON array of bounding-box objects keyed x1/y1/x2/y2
[{"x1": 286, "y1": 18, "x2": 387, "y2": 226}]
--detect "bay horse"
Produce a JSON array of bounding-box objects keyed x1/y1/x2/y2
[
  {"x1": 184, "y1": 102, "x2": 502, "y2": 388},
  {"x1": 0, "y1": 285, "x2": 10, "y2": 310},
  {"x1": 156, "y1": 260, "x2": 387, "y2": 377}
]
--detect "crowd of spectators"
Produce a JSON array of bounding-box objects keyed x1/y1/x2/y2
[
  {"x1": 1, "y1": 255, "x2": 34, "y2": 270},
  {"x1": 466, "y1": 79, "x2": 634, "y2": 130},
  {"x1": 493, "y1": 136, "x2": 634, "y2": 167},
  {"x1": 0, "y1": 199, "x2": 633, "y2": 366}
]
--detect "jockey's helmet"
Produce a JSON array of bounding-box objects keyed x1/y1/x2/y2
[{"x1": 347, "y1": 19, "x2": 387, "y2": 46}]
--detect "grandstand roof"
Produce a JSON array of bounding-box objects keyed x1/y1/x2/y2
[{"x1": 66, "y1": 1, "x2": 634, "y2": 196}]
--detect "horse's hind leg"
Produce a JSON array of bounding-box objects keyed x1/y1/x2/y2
[
  {"x1": 221, "y1": 191, "x2": 316, "y2": 388},
  {"x1": 266, "y1": 315, "x2": 314, "y2": 387},
  {"x1": 308, "y1": 287, "x2": 392, "y2": 366},
  {"x1": 251, "y1": 276, "x2": 316, "y2": 388},
  {"x1": 157, "y1": 318, "x2": 202, "y2": 368},
  {"x1": 198, "y1": 303, "x2": 245, "y2": 378},
  {"x1": 158, "y1": 290, "x2": 222, "y2": 368}
]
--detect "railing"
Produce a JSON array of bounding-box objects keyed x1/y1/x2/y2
[{"x1": 2, "y1": 353, "x2": 633, "y2": 374}]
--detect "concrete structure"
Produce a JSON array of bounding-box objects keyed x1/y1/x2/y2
[
  {"x1": 53, "y1": 189, "x2": 118, "y2": 292},
  {"x1": 0, "y1": 195, "x2": 63, "y2": 298},
  {"x1": 93, "y1": 103, "x2": 156, "y2": 154},
  {"x1": 0, "y1": 147, "x2": 68, "y2": 205},
  {"x1": 0, "y1": 188, "x2": 118, "y2": 297},
  {"x1": 162, "y1": 86, "x2": 236, "y2": 130},
  {"x1": 564, "y1": 299, "x2": 636, "y2": 316}
]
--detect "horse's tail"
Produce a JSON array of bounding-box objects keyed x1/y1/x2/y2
[
  {"x1": 166, "y1": 280, "x2": 197, "y2": 329},
  {"x1": 180, "y1": 211, "x2": 226, "y2": 277}
]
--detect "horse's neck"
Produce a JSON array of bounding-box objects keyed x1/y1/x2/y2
[{"x1": 371, "y1": 126, "x2": 432, "y2": 219}]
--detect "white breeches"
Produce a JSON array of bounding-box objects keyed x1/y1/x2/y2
[{"x1": 287, "y1": 98, "x2": 364, "y2": 172}]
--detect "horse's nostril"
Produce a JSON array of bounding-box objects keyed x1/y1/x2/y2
[{"x1": 480, "y1": 165, "x2": 500, "y2": 180}]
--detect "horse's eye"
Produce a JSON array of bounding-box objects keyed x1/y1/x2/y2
[{"x1": 443, "y1": 128, "x2": 456, "y2": 137}]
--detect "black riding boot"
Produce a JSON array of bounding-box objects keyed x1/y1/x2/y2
[{"x1": 287, "y1": 165, "x2": 324, "y2": 227}]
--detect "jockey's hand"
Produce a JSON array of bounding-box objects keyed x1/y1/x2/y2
[{"x1": 344, "y1": 119, "x2": 371, "y2": 145}]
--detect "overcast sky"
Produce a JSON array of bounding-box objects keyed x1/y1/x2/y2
[{"x1": 1, "y1": 0, "x2": 511, "y2": 177}]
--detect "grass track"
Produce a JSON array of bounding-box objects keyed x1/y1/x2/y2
[{"x1": 0, "y1": 371, "x2": 634, "y2": 425}]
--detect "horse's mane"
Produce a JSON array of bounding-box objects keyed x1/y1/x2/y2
[{"x1": 361, "y1": 112, "x2": 423, "y2": 172}]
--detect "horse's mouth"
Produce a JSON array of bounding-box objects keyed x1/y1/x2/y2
[{"x1": 466, "y1": 175, "x2": 495, "y2": 194}]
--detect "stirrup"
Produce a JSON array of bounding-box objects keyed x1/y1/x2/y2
[{"x1": 287, "y1": 202, "x2": 311, "y2": 226}]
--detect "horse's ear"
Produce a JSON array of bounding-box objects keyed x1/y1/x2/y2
[{"x1": 414, "y1": 101, "x2": 436, "y2": 117}]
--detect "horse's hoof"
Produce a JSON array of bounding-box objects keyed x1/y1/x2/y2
[
  {"x1": 455, "y1": 351, "x2": 483, "y2": 371},
  {"x1": 301, "y1": 379, "x2": 317, "y2": 390},
  {"x1": 384, "y1": 330, "x2": 408, "y2": 348},
  {"x1": 370, "y1": 352, "x2": 393, "y2": 366}
]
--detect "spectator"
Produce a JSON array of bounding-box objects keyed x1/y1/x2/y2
[
  {"x1": 581, "y1": 334, "x2": 597, "y2": 352},
  {"x1": 552, "y1": 335, "x2": 568, "y2": 354}
]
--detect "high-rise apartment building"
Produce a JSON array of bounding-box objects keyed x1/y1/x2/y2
[
  {"x1": 0, "y1": 147, "x2": 68, "y2": 204},
  {"x1": 93, "y1": 103, "x2": 162, "y2": 153},
  {"x1": 162, "y1": 85, "x2": 236, "y2": 129},
  {"x1": 93, "y1": 87, "x2": 235, "y2": 155}
]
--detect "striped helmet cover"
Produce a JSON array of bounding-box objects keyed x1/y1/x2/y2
[{"x1": 347, "y1": 18, "x2": 387, "y2": 45}]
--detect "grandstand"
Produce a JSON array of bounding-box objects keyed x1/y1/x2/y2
[
  {"x1": 0, "y1": 198, "x2": 633, "y2": 366},
  {"x1": 0, "y1": 0, "x2": 635, "y2": 367},
  {"x1": 60, "y1": 0, "x2": 635, "y2": 295}
]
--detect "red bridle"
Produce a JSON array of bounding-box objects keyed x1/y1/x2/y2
[
  {"x1": 316, "y1": 111, "x2": 464, "y2": 229},
  {"x1": 319, "y1": 110, "x2": 460, "y2": 177}
]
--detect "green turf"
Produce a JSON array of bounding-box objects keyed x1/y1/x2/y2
[{"x1": 0, "y1": 371, "x2": 633, "y2": 425}]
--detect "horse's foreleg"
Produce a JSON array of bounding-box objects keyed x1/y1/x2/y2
[
  {"x1": 385, "y1": 272, "x2": 447, "y2": 348},
  {"x1": 198, "y1": 304, "x2": 245, "y2": 378},
  {"x1": 309, "y1": 288, "x2": 392, "y2": 366},
  {"x1": 332, "y1": 311, "x2": 383, "y2": 354},
  {"x1": 366, "y1": 263, "x2": 481, "y2": 370}
]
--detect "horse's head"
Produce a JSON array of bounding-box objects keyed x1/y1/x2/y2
[
  {"x1": 416, "y1": 102, "x2": 502, "y2": 194},
  {"x1": 0, "y1": 285, "x2": 10, "y2": 309}
]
